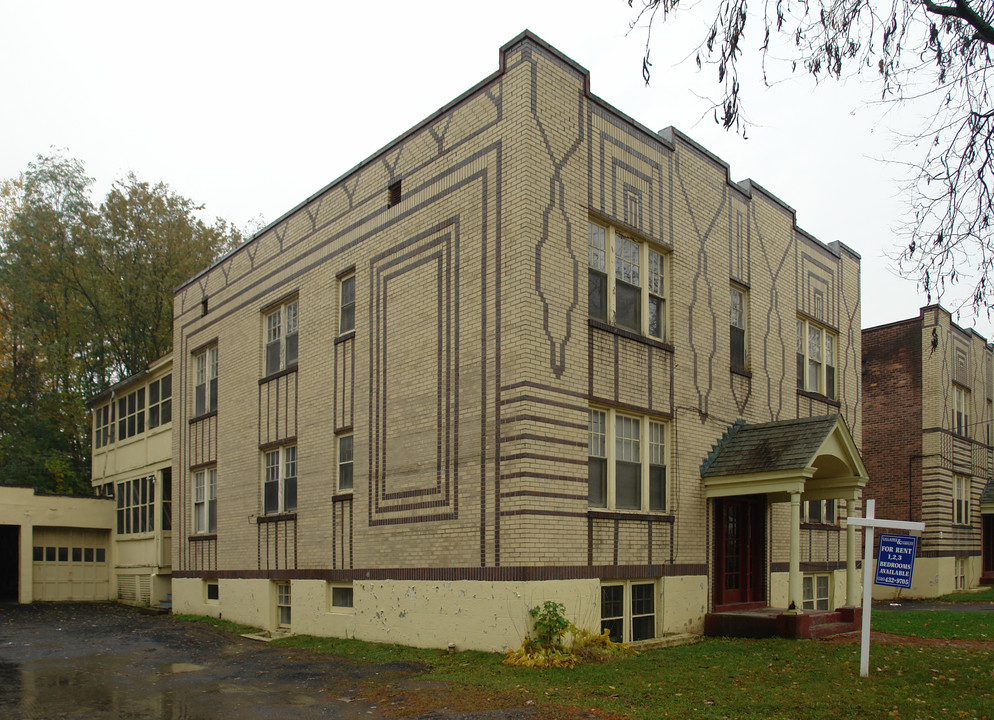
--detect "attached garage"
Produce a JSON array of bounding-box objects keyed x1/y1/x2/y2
[
  {"x1": 0, "y1": 486, "x2": 115, "y2": 603},
  {"x1": 31, "y1": 527, "x2": 111, "y2": 601}
]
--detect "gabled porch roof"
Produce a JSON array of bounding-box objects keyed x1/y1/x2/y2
[{"x1": 700, "y1": 414, "x2": 868, "y2": 502}]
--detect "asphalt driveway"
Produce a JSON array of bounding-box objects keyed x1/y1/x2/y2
[{"x1": 0, "y1": 602, "x2": 534, "y2": 720}]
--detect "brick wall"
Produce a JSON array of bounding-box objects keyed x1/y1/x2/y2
[{"x1": 862, "y1": 318, "x2": 922, "y2": 522}]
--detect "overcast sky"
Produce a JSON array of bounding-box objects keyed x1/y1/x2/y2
[{"x1": 2, "y1": 1, "x2": 987, "y2": 338}]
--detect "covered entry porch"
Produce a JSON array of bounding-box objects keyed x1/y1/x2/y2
[{"x1": 699, "y1": 415, "x2": 869, "y2": 638}]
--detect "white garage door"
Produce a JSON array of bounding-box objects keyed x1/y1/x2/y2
[{"x1": 31, "y1": 527, "x2": 110, "y2": 601}]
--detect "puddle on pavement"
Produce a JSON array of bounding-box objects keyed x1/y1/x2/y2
[
  {"x1": 157, "y1": 662, "x2": 205, "y2": 674},
  {"x1": 0, "y1": 654, "x2": 385, "y2": 719}
]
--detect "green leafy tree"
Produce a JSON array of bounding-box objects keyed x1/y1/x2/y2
[
  {"x1": 628, "y1": 0, "x2": 994, "y2": 314},
  {"x1": 0, "y1": 152, "x2": 238, "y2": 492}
]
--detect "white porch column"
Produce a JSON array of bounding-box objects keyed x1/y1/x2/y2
[
  {"x1": 788, "y1": 491, "x2": 802, "y2": 612},
  {"x1": 845, "y1": 498, "x2": 857, "y2": 606}
]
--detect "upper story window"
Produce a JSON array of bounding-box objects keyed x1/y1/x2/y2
[
  {"x1": 730, "y1": 286, "x2": 748, "y2": 372},
  {"x1": 94, "y1": 403, "x2": 114, "y2": 449},
  {"x1": 264, "y1": 445, "x2": 297, "y2": 515},
  {"x1": 954, "y1": 385, "x2": 970, "y2": 437},
  {"x1": 797, "y1": 318, "x2": 837, "y2": 399},
  {"x1": 588, "y1": 222, "x2": 666, "y2": 341},
  {"x1": 265, "y1": 300, "x2": 298, "y2": 376},
  {"x1": 117, "y1": 388, "x2": 146, "y2": 441},
  {"x1": 148, "y1": 374, "x2": 172, "y2": 429},
  {"x1": 337, "y1": 434, "x2": 354, "y2": 491},
  {"x1": 953, "y1": 474, "x2": 971, "y2": 525},
  {"x1": 194, "y1": 346, "x2": 218, "y2": 417},
  {"x1": 339, "y1": 274, "x2": 355, "y2": 335},
  {"x1": 193, "y1": 467, "x2": 217, "y2": 534},
  {"x1": 588, "y1": 407, "x2": 667, "y2": 512}
]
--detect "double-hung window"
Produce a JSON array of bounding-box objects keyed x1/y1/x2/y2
[
  {"x1": 588, "y1": 222, "x2": 666, "y2": 340},
  {"x1": 337, "y1": 434, "x2": 354, "y2": 491},
  {"x1": 954, "y1": 475, "x2": 971, "y2": 525},
  {"x1": 148, "y1": 374, "x2": 172, "y2": 429},
  {"x1": 194, "y1": 346, "x2": 218, "y2": 416},
  {"x1": 94, "y1": 403, "x2": 114, "y2": 448},
  {"x1": 588, "y1": 408, "x2": 667, "y2": 512},
  {"x1": 802, "y1": 574, "x2": 830, "y2": 610},
  {"x1": 264, "y1": 445, "x2": 297, "y2": 514},
  {"x1": 339, "y1": 274, "x2": 355, "y2": 335},
  {"x1": 954, "y1": 385, "x2": 970, "y2": 437},
  {"x1": 117, "y1": 388, "x2": 145, "y2": 440},
  {"x1": 265, "y1": 300, "x2": 299, "y2": 376},
  {"x1": 193, "y1": 467, "x2": 217, "y2": 534},
  {"x1": 797, "y1": 318, "x2": 837, "y2": 399},
  {"x1": 730, "y1": 286, "x2": 747, "y2": 371}
]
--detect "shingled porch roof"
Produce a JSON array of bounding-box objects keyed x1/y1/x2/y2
[{"x1": 700, "y1": 414, "x2": 868, "y2": 502}]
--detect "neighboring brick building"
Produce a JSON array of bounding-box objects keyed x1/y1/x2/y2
[
  {"x1": 170, "y1": 32, "x2": 867, "y2": 650},
  {"x1": 89, "y1": 355, "x2": 174, "y2": 606},
  {"x1": 863, "y1": 306, "x2": 993, "y2": 597}
]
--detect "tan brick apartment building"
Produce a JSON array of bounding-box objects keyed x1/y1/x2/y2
[
  {"x1": 170, "y1": 32, "x2": 867, "y2": 650},
  {"x1": 863, "y1": 307, "x2": 994, "y2": 596}
]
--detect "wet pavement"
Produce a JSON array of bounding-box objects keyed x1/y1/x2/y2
[{"x1": 0, "y1": 603, "x2": 535, "y2": 720}]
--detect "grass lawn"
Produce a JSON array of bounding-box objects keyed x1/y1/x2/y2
[
  {"x1": 871, "y1": 605, "x2": 994, "y2": 640},
  {"x1": 266, "y1": 628, "x2": 994, "y2": 719},
  {"x1": 174, "y1": 613, "x2": 994, "y2": 719},
  {"x1": 932, "y1": 586, "x2": 994, "y2": 603}
]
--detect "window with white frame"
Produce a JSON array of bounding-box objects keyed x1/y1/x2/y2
[
  {"x1": 955, "y1": 557, "x2": 968, "y2": 590},
  {"x1": 588, "y1": 408, "x2": 667, "y2": 512},
  {"x1": 339, "y1": 274, "x2": 355, "y2": 335},
  {"x1": 802, "y1": 574, "x2": 830, "y2": 611},
  {"x1": 337, "y1": 434, "x2": 353, "y2": 491},
  {"x1": 116, "y1": 476, "x2": 155, "y2": 535},
  {"x1": 954, "y1": 385, "x2": 970, "y2": 437},
  {"x1": 730, "y1": 286, "x2": 748, "y2": 371},
  {"x1": 193, "y1": 467, "x2": 217, "y2": 534},
  {"x1": 803, "y1": 499, "x2": 836, "y2": 525},
  {"x1": 265, "y1": 300, "x2": 299, "y2": 376},
  {"x1": 588, "y1": 222, "x2": 666, "y2": 340},
  {"x1": 94, "y1": 403, "x2": 114, "y2": 449},
  {"x1": 194, "y1": 346, "x2": 218, "y2": 417},
  {"x1": 953, "y1": 475, "x2": 971, "y2": 525},
  {"x1": 148, "y1": 374, "x2": 172, "y2": 429},
  {"x1": 797, "y1": 318, "x2": 837, "y2": 399},
  {"x1": 600, "y1": 581, "x2": 656, "y2": 643},
  {"x1": 264, "y1": 445, "x2": 297, "y2": 515},
  {"x1": 117, "y1": 388, "x2": 146, "y2": 441},
  {"x1": 276, "y1": 581, "x2": 291, "y2": 626}
]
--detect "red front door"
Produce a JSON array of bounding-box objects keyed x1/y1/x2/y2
[{"x1": 714, "y1": 497, "x2": 766, "y2": 609}]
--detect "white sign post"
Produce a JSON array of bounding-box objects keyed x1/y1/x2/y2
[{"x1": 846, "y1": 499, "x2": 925, "y2": 677}]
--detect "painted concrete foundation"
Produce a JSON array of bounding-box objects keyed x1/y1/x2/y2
[{"x1": 173, "y1": 576, "x2": 710, "y2": 652}]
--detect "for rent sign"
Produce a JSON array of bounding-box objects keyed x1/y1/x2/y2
[{"x1": 874, "y1": 533, "x2": 919, "y2": 589}]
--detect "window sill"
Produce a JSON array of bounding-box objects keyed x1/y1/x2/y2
[
  {"x1": 189, "y1": 534, "x2": 217, "y2": 542},
  {"x1": 796, "y1": 389, "x2": 841, "y2": 407},
  {"x1": 587, "y1": 319, "x2": 673, "y2": 352},
  {"x1": 257, "y1": 512, "x2": 297, "y2": 524},
  {"x1": 731, "y1": 367, "x2": 752, "y2": 379},
  {"x1": 259, "y1": 365, "x2": 298, "y2": 385},
  {"x1": 333, "y1": 493, "x2": 354, "y2": 503},
  {"x1": 335, "y1": 331, "x2": 356, "y2": 345},
  {"x1": 189, "y1": 410, "x2": 218, "y2": 425},
  {"x1": 587, "y1": 509, "x2": 674, "y2": 523},
  {"x1": 117, "y1": 533, "x2": 157, "y2": 541}
]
